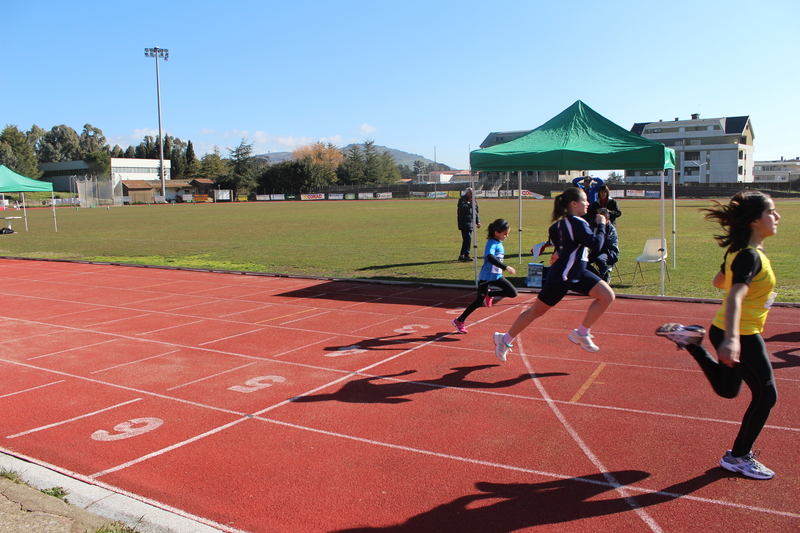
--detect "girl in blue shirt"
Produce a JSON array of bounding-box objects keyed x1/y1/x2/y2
[
  {"x1": 493, "y1": 188, "x2": 615, "y2": 360},
  {"x1": 453, "y1": 219, "x2": 518, "y2": 334}
]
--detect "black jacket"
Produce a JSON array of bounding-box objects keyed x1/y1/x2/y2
[
  {"x1": 457, "y1": 195, "x2": 480, "y2": 231},
  {"x1": 588, "y1": 198, "x2": 622, "y2": 224}
]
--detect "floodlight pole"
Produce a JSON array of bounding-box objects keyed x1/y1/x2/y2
[{"x1": 144, "y1": 46, "x2": 169, "y2": 199}]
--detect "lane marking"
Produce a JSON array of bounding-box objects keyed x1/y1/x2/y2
[
  {"x1": 0, "y1": 380, "x2": 65, "y2": 399},
  {"x1": 517, "y1": 338, "x2": 664, "y2": 533},
  {"x1": 91, "y1": 349, "x2": 182, "y2": 374},
  {"x1": 7, "y1": 398, "x2": 142, "y2": 439},
  {"x1": 570, "y1": 363, "x2": 606, "y2": 403},
  {"x1": 255, "y1": 308, "x2": 318, "y2": 324}
]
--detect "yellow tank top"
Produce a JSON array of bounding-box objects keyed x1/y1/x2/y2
[{"x1": 712, "y1": 247, "x2": 776, "y2": 335}]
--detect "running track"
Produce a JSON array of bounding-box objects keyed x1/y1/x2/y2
[{"x1": 0, "y1": 258, "x2": 797, "y2": 532}]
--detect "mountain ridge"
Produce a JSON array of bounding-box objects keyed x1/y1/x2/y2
[{"x1": 258, "y1": 144, "x2": 454, "y2": 170}]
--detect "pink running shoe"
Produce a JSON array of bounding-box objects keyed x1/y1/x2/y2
[{"x1": 452, "y1": 319, "x2": 468, "y2": 334}]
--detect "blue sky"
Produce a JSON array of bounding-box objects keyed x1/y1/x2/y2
[{"x1": 2, "y1": 0, "x2": 798, "y2": 170}]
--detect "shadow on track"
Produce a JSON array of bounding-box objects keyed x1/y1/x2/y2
[
  {"x1": 331, "y1": 469, "x2": 729, "y2": 532},
  {"x1": 292, "y1": 365, "x2": 565, "y2": 404}
]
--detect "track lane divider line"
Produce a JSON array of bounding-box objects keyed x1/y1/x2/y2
[
  {"x1": 7, "y1": 398, "x2": 143, "y2": 439},
  {"x1": 518, "y1": 337, "x2": 664, "y2": 533}
]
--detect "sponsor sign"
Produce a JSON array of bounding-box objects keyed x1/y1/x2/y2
[
  {"x1": 301, "y1": 193, "x2": 325, "y2": 200},
  {"x1": 181, "y1": 194, "x2": 193, "y2": 202},
  {"x1": 214, "y1": 189, "x2": 232, "y2": 201},
  {"x1": 410, "y1": 191, "x2": 426, "y2": 197},
  {"x1": 427, "y1": 191, "x2": 448, "y2": 199},
  {"x1": 194, "y1": 194, "x2": 209, "y2": 202},
  {"x1": 483, "y1": 190, "x2": 499, "y2": 198},
  {"x1": 626, "y1": 189, "x2": 646, "y2": 197},
  {"x1": 271, "y1": 194, "x2": 286, "y2": 201},
  {"x1": 358, "y1": 192, "x2": 373, "y2": 199},
  {"x1": 645, "y1": 190, "x2": 661, "y2": 199},
  {"x1": 375, "y1": 192, "x2": 392, "y2": 199},
  {"x1": 345, "y1": 193, "x2": 356, "y2": 200},
  {"x1": 256, "y1": 195, "x2": 270, "y2": 201},
  {"x1": 609, "y1": 190, "x2": 624, "y2": 198},
  {"x1": 328, "y1": 193, "x2": 344, "y2": 200}
]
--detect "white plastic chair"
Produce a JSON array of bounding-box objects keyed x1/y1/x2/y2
[{"x1": 632, "y1": 238, "x2": 670, "y2": 283}]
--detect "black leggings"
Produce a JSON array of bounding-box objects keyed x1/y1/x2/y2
[
  {"x1": 686, "y1": 325, "x2": 778, "y2": 457},
  {"x1": 457, "y1": 277, "x2": 518, "y2": 323}
]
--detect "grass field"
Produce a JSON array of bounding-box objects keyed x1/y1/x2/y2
[{"x1": 1, "y1": 197, "x2": 797, "y2": 302}]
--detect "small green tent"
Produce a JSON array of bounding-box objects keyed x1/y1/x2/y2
[
  {"x1": 0, "y1": 165, "x2": 54, "y2": 192},
  {"x1": 470, "y1": 100, "x2": 675, "y2": 171},
  {"x1": 469, "y1": 101, "x2": 675, "y2": 294},
  {"x1": 0, "y1": 165, "x2": 58, "y2": 232}
]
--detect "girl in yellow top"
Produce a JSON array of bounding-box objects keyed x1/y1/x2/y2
[{"x1": 656, "y1": 191, "x2": 780, "y2": 480}]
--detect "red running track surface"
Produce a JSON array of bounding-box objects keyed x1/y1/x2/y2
[{"x1": 0, "y1": 258, "x2": 798, "y2": 532}]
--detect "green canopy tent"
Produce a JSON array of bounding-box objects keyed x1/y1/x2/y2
[
  {"x1": 0, "y1": 165, "x2": 58, "y2": 232},
  {"x1": 469, "y1": 100, "x2": 676, "y2": 294}
]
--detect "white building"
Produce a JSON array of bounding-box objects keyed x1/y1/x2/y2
[
  {"x1": 627, "y1": 114, "x2": 754, "y2": 184},
  {"x1": 753, "y1": 157, "x2": 800, "y2": 183},
  {"x1": 39, "y1": 158, "x2": 172, "y2": 191}
]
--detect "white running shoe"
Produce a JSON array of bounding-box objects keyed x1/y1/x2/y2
[
  {"x1": 568, "y1": 329, "x2": 599, "y2": 352},
  {"x1": 493, "y1": 332, "x2": 512, "y2": 363},
  {"x1": 655, "y1": 323, "x2": 706, "y2": 350},
  {"x1": 719, "y1": 450, "x2": 775, "y2": 480}
]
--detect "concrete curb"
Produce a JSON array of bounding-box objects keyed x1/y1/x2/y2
[{"x1": 0, "y1": 452, "x2": 224, "y2": 533}]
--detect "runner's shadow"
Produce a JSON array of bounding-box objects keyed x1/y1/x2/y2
[
  {"x1": 292, "y1": 365, "x2": 563, "y2": 404},
  {"x1": 331, "y1": 469, "x2": 727, "y2": 532},
  {"x1": 325, "y1": 332, "x2": 458, "y2": 353},
  {"x1": 763, "y1": 331, "x2": 800, "y2": 369}
]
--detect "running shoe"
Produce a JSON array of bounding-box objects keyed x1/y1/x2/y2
[
  {"x1": 568, "y1": 329, "x2": 599, "y2": 353},
  {"x1": 484, "y1": 294, "x2": 493, "y2": 308},
  {"x1": 655, "y1": 323, "x2": 706, "y2": 350},
  {"x1": 493, "y1": 332, "x2": 512, "y2": 363},
  {"x1": 452, "y1": 319, "x2": 468, "y2": 334},
  {"x1": 719, "y1": 450, "x2": 775, "y2": 480}
]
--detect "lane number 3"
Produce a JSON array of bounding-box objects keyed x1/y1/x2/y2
[{"x1": 91, "y1": 417, "x2": 164, "y2": 441}]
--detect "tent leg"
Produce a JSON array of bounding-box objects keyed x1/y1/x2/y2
[{"x1": 52, "y1": 191, "x2": 58, "y2": 232}]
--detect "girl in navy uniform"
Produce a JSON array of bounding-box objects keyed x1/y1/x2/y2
[
  {"x1": 493, "y1": 187, "x2": 614, "y2": 361},
  {"x1": 656, "y1": 191, "x2": 781, "y2": 479},
  {"x1": 453, "y1": 219, "x2": 517, "y2": 334}
]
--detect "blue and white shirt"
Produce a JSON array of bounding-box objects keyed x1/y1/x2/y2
[{"x1": 479, "y1": 239, "x2": 505, "y2": 281}]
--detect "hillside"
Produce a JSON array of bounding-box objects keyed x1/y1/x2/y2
[{"x1": 258, "y1": 144, "x2": 452, "y2": 170}]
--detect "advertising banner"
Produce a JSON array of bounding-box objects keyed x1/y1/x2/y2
[
  {"x1": 645, "y1": 190, "x2": 661, "y2": 199},
  {"x1": 271, "y1": 194, "x2": 286, "y2": 201},
  {"x1": 256, "y1": 195, "x2": 270, "y2": 201},
  {"x1": 345, "y1": 193, "x2": 356, "y2": 200},
  {"x1": 626, "y1": 190, "x2": 646, "y2": 197},
  {"x1": 301, "y1": 193, "x2": 325, "y2": 200},
  {"x1": 358, "y1": 192, "x2": 373, "y2": 199},
  {"x1": 375, "y1": 192, "x2": 392, "y2": 199},
  {"x1": 427, "y1": 191, "x2": 448, "y2": 199},
  {"x1": 328, "y1": 193, "x2": 344, "y2": 200}
]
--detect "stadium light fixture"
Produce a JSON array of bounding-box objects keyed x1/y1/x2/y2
[{"x1": 144, "y1": 46, "x2": 169, "y2": 199}]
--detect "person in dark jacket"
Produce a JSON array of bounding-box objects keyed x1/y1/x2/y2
[
  {"x1": 457, "y1": 187, "x2": 481, "y2": 261},
  {"x1": 587, "y1": 208, "x2": 620, "y2": 283},
  {"x1": 588, "y1": 185, "x2": 622, "y2": 225}
]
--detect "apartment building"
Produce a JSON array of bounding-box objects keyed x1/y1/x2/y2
[
  {"x1": 753, "y1": 157, "x2": 800, "y2": 183},
  {"x1": 627, "y1": 114, "x2": 754, "y2": 184}
]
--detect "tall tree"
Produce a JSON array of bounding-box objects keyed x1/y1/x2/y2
[
  {"x1": 26, "y1": 124, "x2": 47, "y2": 156},
  {"x1": 184, "y1": 140, "x2": 199, "y2": 179},
  {"x1": 217, "y1": 139, "x2": 259, "y2": 198},
  {"x1": 336, "y1": 144, "x2": 365, "y2": 184},
  {"x1": 377, "y1": 150, "x2": 401, "y2": 183},
  {"x1": 124, "y1": 145, "x2": 136, "y2": 158},
  {"x1": 168, "y1": 136, "x2": 187, "y2": 181},
  {"x1": 0, "y1": 125, "x2": 42, "y2": 178},
  {"x1": 110, "y1": 145, "x2": 125, "y2": 158},
  {"x1": 292, "y1": 142, "x2": 344, "y2": 177},
  {"x1": 78, "y1": 124, "x2": 108, "y2": 156},
  {"x1": 134, "y1": 136, "x2": 157, "y2": 159},
  {"x1": 38, "y1": 125, "x2": 81, "y2": 163},
  {"x1": 83, "y1": 151, "x2": 111, "y2": 178},
  {"x1": 198, "y1": 146, "x2": 228, "y2": 181},
  {"x1": 362, "y1": 140, "x2": 379, "y2": 183}
]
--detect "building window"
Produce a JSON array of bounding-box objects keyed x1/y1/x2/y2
[
  {"x1": 738, "y1": 166, "x2": 744, "y2": 175},
  {"x1": 685, "y1": 152, "x2": 700, "y2": 161},
  {"x1": 739, "y1": 150, "x2": 744, "y2": 160},
  {"x1": 690, "y1": 139, "x2": 701, "y2": 146}
]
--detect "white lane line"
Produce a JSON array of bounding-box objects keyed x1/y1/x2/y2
[
  {"x1": 517, "y1": 337, "x2": 664, "y2": 533},
  {"x1": 91, "y1": 349, "x2": 182, "y2": 374},
  {"x1": 0, "y1": 380, "x2": 65, "y2": 399},
  {"x1": 6, "y1": 398, "x2": 143, "y2": 439}
]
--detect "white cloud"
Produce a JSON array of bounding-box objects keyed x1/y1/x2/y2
[
  {"x1": 359, "y1": 123, "x2": 377, "y2": 135},
  {"x1": 197, "y1": 128, "x2": 216, "y2": 135}
]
